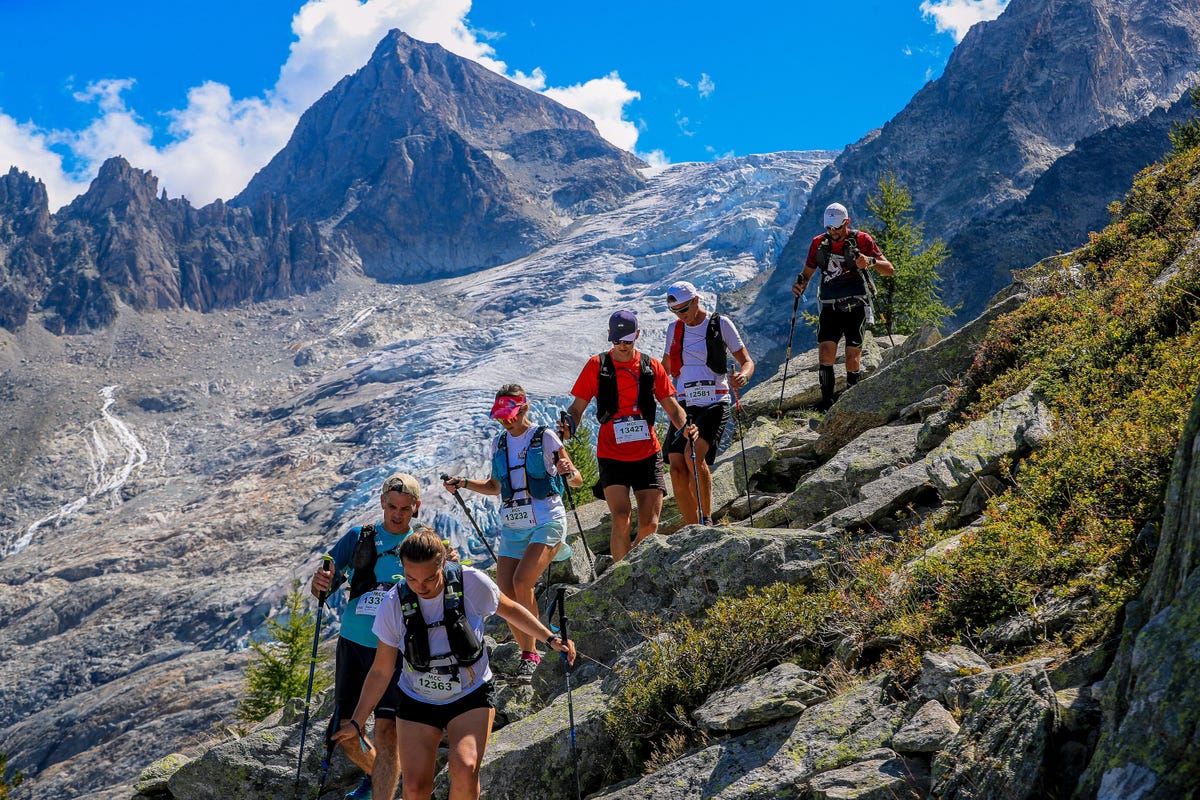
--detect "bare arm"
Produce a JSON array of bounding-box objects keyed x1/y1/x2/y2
[
  {"x1": 729, "y1": 347, "x2": 754, "y2": 389},
  {"x1": 444, "y1": 475, "x2": 501, "y2": 496},
  {"x1": 331, "y1": 641, "x2": 399, "y2": 745},
  {"x1": 496, "y1": 593, "x2": 576, "y2": 665}
]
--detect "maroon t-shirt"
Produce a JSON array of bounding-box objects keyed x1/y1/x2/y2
[{"x1": 805, "y1": 231, "x2": 882, "y2": 301}]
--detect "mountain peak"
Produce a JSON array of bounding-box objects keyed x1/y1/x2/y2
[{"x1": 234, "y1": 30, "x2": 645, "y2": 283}]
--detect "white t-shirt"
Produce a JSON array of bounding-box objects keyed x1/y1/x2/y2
[
  {"x1": 490, "y1": 425, "x2": 567, "y2": 528},
  {"x1": 372, "y1": 566, "x2": 501, "y2": 704},
  {"x1": 664, "y1": 314, "x2": 745, "y2": 407}
]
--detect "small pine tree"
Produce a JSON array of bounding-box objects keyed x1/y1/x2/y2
[
  {"x1": 564, "y1": 420, "x2": 600, "y2": 496},
  {"x1": 0, "y1": 752, "x2": 24, "y2": 800},
  {"x1": 1168, "y1": 85, "x2": 1200, "y2": 157},
  {"x1": 862, "y1": 172, "x2": 955, "y2": 336},
  {"x1": 238, "y1": 580, "x2": 332, "y2": 723}
]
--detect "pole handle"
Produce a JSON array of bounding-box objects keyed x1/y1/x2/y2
[{"x1": 318, "y1": 554, "x2": 334, "y2": 603}]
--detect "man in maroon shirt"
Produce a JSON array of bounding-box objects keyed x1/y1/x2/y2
[{"x1": 791, "y1": 203, "x2": 894, "y2": 410}]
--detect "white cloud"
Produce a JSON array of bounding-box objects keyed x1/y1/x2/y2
[
  {"x1": 920, "y1": 0, "x2": 1009, "y2": 43},
  {"x1": 676, "y1": 73, "x2": 714, "y2": 98},
  {"x1": 0, "y1": 114, "x2": 90, "y2": 205},
  {"x1": 0, "y1": 0, "x2": 647, "y2": 210},
  {"x1": 542, "y1": 72, "x2": 641, "y2": 152}
]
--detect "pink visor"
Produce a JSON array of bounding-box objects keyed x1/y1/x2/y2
[{"x1": 490, "y1": 396, "x2": 525, "y2": 420}]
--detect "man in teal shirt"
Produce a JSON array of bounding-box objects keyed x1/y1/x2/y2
[{"x1": 310, "y1": 472, "x2": 425, "y2": 800}]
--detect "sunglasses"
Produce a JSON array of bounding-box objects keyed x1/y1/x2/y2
[{"x1": 669, "y1": 299, "x2": 694, "y2": 314}]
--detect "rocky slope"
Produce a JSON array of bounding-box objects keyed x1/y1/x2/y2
[
  {"x1": 0, "y1": 159, "x2": 352, "y2": 334},
  {"x1": 0, "y1": 151, "x2": 825, "y2": 799},
  {"x1": 128, "y1": 243, "x2": 1200, "y2": 797},
  {"x1": 748, "y1": 0, "x2": 1200, "y2": 340},
  {"x1": 234, "y1": 30, "x2": 647, "y2": 282}
]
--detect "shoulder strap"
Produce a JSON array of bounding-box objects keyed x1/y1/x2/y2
[
  {"x1": 705, "y1": 313, "x2": 728, "y2": 375},
  {"x1": 637, "y1": 353, "x2": 657, "y2": 426},
  {"x1": 596, "y1": 352, "x2": 617, "y2": 424},
  {"x1": 347, "y1": 524, "x2": 378, "y2": 601}
]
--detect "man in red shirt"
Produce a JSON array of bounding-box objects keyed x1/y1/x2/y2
[
  {"x1": 791, "y1": 203, "x2": 894, "y2": 410},
  {"x1": 562, "y1": 310, "x2": 693, "y2": 561}
]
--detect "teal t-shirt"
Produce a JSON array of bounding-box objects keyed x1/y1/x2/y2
[{"x1": 327, "y1": 522, "x2": 415, "y2": 647}]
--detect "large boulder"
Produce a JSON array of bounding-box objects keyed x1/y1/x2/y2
[
  {"x1": 567, "y1": 525, "x2": 838, "y2": 663},
  {"x1": 590, "y1": 675, "x2": 903, "y2": 799},
  {"x1": 777, "y1": 424, "x2": 925, "y2": 528},
  {"x1": 931, "y1": 662, "x2": 1059, "y2": 799},
  {"x1": 457, "y1": 680, "x2": 613, "y2": 800},
  {"x1": 817, "y1": 292, "x2": 1028, "y2": 455},
  {"x1": 739, "y1": 332, "x2": 889, "y2": 418},
  {"x1": 922, "y1": 386, "x2": 1052, "y2": 500}
]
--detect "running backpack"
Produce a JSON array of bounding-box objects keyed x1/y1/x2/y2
[
  {"x1": 493, "y1": 425, "x2": 565, "y2": 501},
  {"x1": 667, "y1": 313, "x2": 727, "y2": 378},
  {"x1": 595, "y1": 352, "x2": 656, "y2": 427},
  {"x1": 397, "y1": 562, "x2": 485, "y2": 671}
]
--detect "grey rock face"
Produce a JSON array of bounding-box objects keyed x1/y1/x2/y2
[
  {"x1": 235, "y1": 30, "x2": 645, "y2": 282},
  {"x1": 809, "y1": 749, "x2": 930, "y2": 800},
  {"x1": 892, "y1": 700, "x2": 960, "y2": 754},
  {"x1": 931, "y1": 663, "x2": 1059, "y2": 799},
  {"x1": 0, "y1": 158, "x2": 348, "y2": 334},
  {"x1": 568, "y1": 525, "x2": 839, "y2": 663},
  {"x1": 817, "y1": 292, "x2": 1028, "y2": 455},
  {"x1": 591, "y1": 676, "x2": 903, "y2": 800},
  {"x1": 692, "y1": 662, "x2": 828, "y2": 734},
  {"x1": 915, "y1": 645, "x2": 992, "y2": 705},
  {"x1": 922, "y1": 386, "x2": 1052, "y2": 500}
]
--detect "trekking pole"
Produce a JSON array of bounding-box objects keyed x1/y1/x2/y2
[
  {"x1": 729, "y1": 376, "x2": 754, "y2": 526},
  {"x1": 314, "y1": 700, "x2": 339, "y2": 800},
  {"x1": 440, "y1": 473, "x2": 499, "y2": 563},
  {"x1": 558, "y1": 413, "x2": 597, "y2": 570},
  {"x1": 557, "y1": 587, "x2": 583, "y2": 800},
  {"x1": 776, "y1": 286, "x2": 802, "y2": 416},
  {"x1": 672, "y1": 422, "x2": 705, "y2": 525},
  {"x1": 296, "y1": 555, "x2": 333, "y2": 790}
]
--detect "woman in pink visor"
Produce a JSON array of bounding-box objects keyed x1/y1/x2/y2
[{"x1": 441, "y1": 384, "x2": 583, "y2": 679}]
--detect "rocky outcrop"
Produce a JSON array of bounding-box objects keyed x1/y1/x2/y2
[{"x1": 234, "y1": 30, "x2": 646, "y2": 282}]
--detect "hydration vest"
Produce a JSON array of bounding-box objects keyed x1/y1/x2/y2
[
  {"x1": 668, "y1": 313, "x2": 728, "y2": 378},
  {"x1": 815, "y1": 230, "x2": 871, "y2": 303},
  {"x1": 492, "y1": 425, "x2": 564, "y2": 502},
  {"x1": 397, "y1": 562, "x2": 485, "y2": 672},
  {"x1": 348, "y1": 524, "x2": 385, "y2": 601},
  {"x1": 345, "y1": 522, "x2": 428, "y2": 600},
  {"x1": 595, "y1": 352, "x2": 656, "y2": 427}
]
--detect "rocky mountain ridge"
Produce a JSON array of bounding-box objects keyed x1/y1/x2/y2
[{"x1": 0, "y1": 158, "x2": 353, "y2": 334}]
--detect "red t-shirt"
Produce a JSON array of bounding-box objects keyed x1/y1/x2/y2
[{"x1": 571, "y1": 350, "x2": 676, "y2": 461}]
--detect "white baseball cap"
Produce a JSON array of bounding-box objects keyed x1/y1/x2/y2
[
  {"x1": 823, "y1": 203, "x2": 849, "y2": 229},
  {"x1": 666, "y1": 281, "x2": 699, "y2": 307}
]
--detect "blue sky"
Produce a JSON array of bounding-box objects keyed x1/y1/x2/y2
[{"x1": 0, "y1": 0, "x2": 1008, "y2": 210}]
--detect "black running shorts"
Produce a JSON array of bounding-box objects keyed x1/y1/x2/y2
[
  {"x1": 396, "y1": 681, "x2": 495, "y2": 731},
  {"x1": 597, "y1": 451, "x2": 667, "y2": 495},
  {"x1": 666, "y1": 402, "x2": 728, "y2": 465},
  {"x1": 816, "y1": 302, "x2": 868, "y2": 349},
  {"x1": 335, "y1": 636, "x2": 402, "y2": 720}
]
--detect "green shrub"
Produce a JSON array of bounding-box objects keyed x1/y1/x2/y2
[{"x1": 604, "y1": 583, "x2": 843, "y2": 776}]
